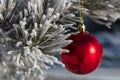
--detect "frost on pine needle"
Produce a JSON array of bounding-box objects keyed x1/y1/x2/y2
[
  {"x1": 0, "y1": 0, "x2": 74, "y2": 80},
  {"x1": 70, "y1": 0, "x2": 120, "y2": 28}
]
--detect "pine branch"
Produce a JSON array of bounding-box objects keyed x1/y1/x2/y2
[
  {"x1": 68, "y1": 0, "x2": 120, "y2": 28},
  {"x1": 0, "y1": 0, "x2": 74, "y2": 80}
]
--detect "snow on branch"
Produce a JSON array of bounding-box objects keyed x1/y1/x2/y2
[{"x1": 0, "y1": 0, "x2": 74, "y2": 80}]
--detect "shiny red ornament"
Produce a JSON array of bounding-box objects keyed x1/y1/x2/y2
[{"x1": 60, "y1": 32, "x2": 103, "y2": 74}]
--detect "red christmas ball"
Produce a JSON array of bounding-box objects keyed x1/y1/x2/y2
[{"x1": 60, "y1": 32, "x2": 103, "y2": 74}]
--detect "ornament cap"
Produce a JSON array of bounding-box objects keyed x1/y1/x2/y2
[{"x1": 78, "y1": 23, "x2": 86, "y2": 32}]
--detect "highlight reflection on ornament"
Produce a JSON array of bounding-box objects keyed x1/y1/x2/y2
[{"x1": 89, "y1": 46, "x2": 96, "y2": 54}]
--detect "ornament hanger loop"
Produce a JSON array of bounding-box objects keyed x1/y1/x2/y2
[{"x1": 78, "y1": 0, "x2": 86, "y2": 32}]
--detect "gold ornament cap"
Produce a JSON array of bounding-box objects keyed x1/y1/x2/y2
[{"x1": 78, "y1": 22, "x2": 86, "y2": 32}]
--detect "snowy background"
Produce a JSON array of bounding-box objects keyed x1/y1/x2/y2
[{"x1": 44, "y1": 68, "x2": 120, "y2": 80}]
